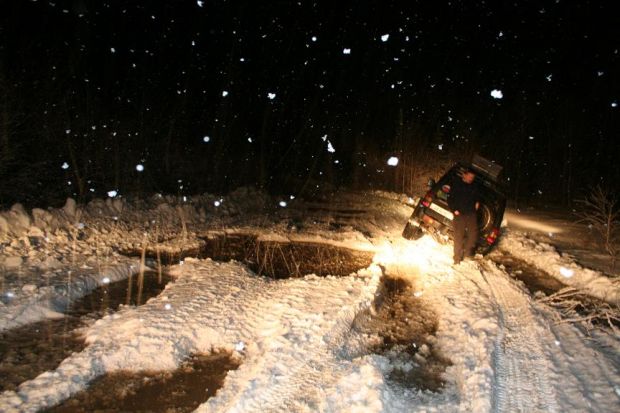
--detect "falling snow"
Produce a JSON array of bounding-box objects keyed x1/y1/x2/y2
[{"x1": 490, "y1": 89, "x2": 503, "y2": 99}]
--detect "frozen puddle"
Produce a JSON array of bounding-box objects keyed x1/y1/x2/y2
[
  {"x1": 0, "y1": 271, "x2": 172, "y2": 392},
  {"x1": 124, "y1": 233, "x2": 375, "y2": 278},
  {"x1": 47, "y1": 351, "x2": 240, "y2": 413},
  {"x1": 351, "y1": 274, "x2": 450, "y2": 391}
]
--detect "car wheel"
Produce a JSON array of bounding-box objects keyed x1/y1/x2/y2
[
  {"x1": 477, "y1": 203, "x2": 494, "y2": 234},
  {"x1": 402, "y1": 222, "x2": 424, "y2": 240}
]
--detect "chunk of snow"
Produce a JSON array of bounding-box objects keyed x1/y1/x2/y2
[
  {"x1": 387, "y1": 156, "x2": 399, "y2": 166},
  {"x1": 235, "y1": 341, "x2": 245, "y2": 351},
  {"x1": 164, "y1": 303, "x2": 172, "y2": 310},
  {"x1": 327, "y1": 141, "x2": 335, "y2": 153},
  {"x1": 559, "y1": 267, "x2": 574, "y2": 278},
  {"x1": 612, "y1": 102, "x2": 618, "y2": 108},
  {"x1": 135, "y1": 164, "x2": 144, "y2": 172},
  {"x1": 343, "y1": 48, "x2": 351, "y2": 55},
  {"x1": 490, "y1": 89, "x2": 503, "y2": 99},
  {"x1": 381, "y1": 34, "x2": 389, "y2": 42},
  {"x1": 222, "y1": 91, "x2": 229, "y2": 97},
  {"x1": 107, "y1": 190, "x2": 118, "y2": 198},
  {"x1": 311, "y1": 36, "x2": 317, "y2": 42},
  {"x1": 267, "y1": 92, "x2": 276, "y2": 100},
  {"x1": 197, "y1": 0, "x2": 204, "y2": 7},
  {"x1": 110, "y1": 47, "x2": 116, "y2": 53},
  {"x1": 203, "y1": 136, "x2": 210, "y2": 143},
  {"x1": 214, "y1": 200, "x2": 221, "y2": 207},
  {"x1": 102, "y1": 277, "x2": 111, "y2": 284},
  {"x1": 61, "y1": 162, "x2": 69, "y2": 170},
  {"x1": 279, "y1": 201, "x2": 287, "y2": 207}
]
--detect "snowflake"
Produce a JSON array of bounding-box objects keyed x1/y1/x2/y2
[
  {"x1": 61, "y1": 162, "x2": 69, "y2": 170},
  {"x1": 135, "y1": 164, "x2": 144, "y2": 172},
  {"x1": 490, "y1": 89, "x2": 503, "y2": 99},
  {"x1": 381, "y1": 34, "x2": 389, "y2": 42},
  {"x1": 387, "y1": 156, "x2": 399, "y2": 166},
  {"x1": 559, "y1": 267, "x2": 574, "y2": 278},
  {"x1": 267, "y1": 92, "x2": 276, "y2": 100},
  {"x1": 107, "y1": 190, "x2": 118, "y2": 198},
  {"x1": 343, "y1": 48, "x2": 351, "y2": 55}
]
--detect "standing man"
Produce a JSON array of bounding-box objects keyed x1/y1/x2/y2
[{"x1": 448, "y1": 168, "x2": 480, "y2": 265}]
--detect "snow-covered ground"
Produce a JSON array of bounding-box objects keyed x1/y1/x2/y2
[{"x1": 0, "y1": 189, "x2": 618, "y2": 412}]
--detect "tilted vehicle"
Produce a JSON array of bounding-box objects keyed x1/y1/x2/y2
[{"x1": 402, "y1": 156, "x2": 506, "y2": 254}]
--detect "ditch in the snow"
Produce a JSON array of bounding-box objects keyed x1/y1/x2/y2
[
  {"x1": 351, "y1": 274, "x2": 451, "y2": 392},
  {"x1": 489, "y1": 251, "x2": 567, "y2": 296},
  {"x1": 0, "y1": 271, "x2": 173, "y2": 392},
  {"x1": 123, "y1": 233, "x2": 375, "y2": 278},
  {"x1": 46, "y1": 351, "x2": 240, "y2": 413},
  {"x1": 490, "y1": 252, "x2": 619, "y2": 331}
]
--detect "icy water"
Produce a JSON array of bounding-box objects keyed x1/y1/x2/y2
[
  {"x1": 125, "y1": 233, "x2": 375, "y2": 278},
  {"x1": 47, "y1": 351, "x2": 240, "y2": 413},
  {"x1": 352, "y1": 274, "x2": 451, "y2": 391},
  {"x1": 0, "y1": 271, "x2": 173, "y2": 392}
]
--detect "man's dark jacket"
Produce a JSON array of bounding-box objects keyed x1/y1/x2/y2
[{"x1": 448, "y1": 177, "x2": 479, "y2": 215}]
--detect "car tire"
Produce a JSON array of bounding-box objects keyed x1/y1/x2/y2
[
  {"x1": 402, "y1": 222, "x2": 424, "y2": 240},
  {"x1": 477, "y1": 203, "x2": 494, "y2": 234}
]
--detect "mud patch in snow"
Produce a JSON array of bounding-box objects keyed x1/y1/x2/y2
[
  {"x1": 47, "y1": 351, "x2": 240, "y2": 413},
  {"x1": 351, "y1": 274, "x2": 451, "y2": 391},
  {"x1": 0, "y1": 271, "x2": 172, "y2": 392},
  {"x1": 124, "y1": 234, "x2": 375, "y2": 278},
  {"x1": 490, "y1": 251, "x2": 566, "y2": 296}
]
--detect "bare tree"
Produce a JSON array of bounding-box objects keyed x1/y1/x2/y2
[{"x1": 575, "y1": 185, "x2": 620, "y2": 271}]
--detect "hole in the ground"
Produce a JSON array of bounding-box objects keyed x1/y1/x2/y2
[
  {"x1": 490, "y1": 252, "x2": 566, "y2": 296},
  {"x1": 124, "y1": 234, "x2": 375, "y2": 278},
  {"x1": 0, "y1": 271, "x2": 173, "y2": 392},
  {"x1": 351, "y1": 274, "x2": 451, "y2": 392},
  {"x1": 46, "y1": 351, "x2": 240, "y2": 413}
]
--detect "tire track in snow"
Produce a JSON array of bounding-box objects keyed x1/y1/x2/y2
[{"x1": 476, "y1": 261, "x2": 560, "y2": 413}]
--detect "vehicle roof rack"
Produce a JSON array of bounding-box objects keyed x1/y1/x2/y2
[{"x1": 471, "y1": 154, "x2": 503, "y2": 181}]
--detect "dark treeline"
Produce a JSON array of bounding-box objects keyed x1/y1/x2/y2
[{"x1": 1, "y1": 0, "x2": 618, "y2": 208}]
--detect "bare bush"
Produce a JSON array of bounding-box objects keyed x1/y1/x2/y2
[
  {"x1": 575, "y1": 185, "x2": 620, "y2": 271},
  {"x1": 537, "y1": 287, "x2": 619, "y2": 335}
]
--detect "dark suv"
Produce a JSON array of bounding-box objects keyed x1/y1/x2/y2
[{"x1": 402, "y1": 157, "x2": 506, "y2": 254}]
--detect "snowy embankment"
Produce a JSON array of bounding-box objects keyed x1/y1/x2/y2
[{"x1": 0, "y1": 188, "x2": 271, "y2": 332}]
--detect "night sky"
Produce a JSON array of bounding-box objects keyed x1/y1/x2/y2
[{"x1": 1, "y1": 0, "x2": 618, "y2": 207}]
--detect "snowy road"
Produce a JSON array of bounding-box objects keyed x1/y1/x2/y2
[{"x1": 1, "y1": 190, "x2": 619, "y2": 412}]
